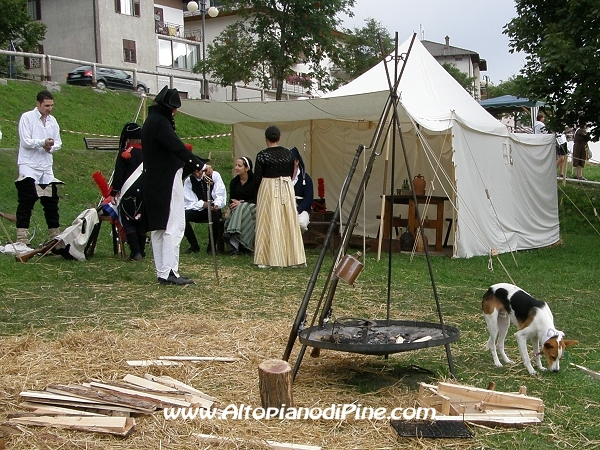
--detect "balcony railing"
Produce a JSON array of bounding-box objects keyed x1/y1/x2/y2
[
  {"x1": 183, "y1": 30, "x2": 202, "y2": 42},
  {"x1": 155, "y1": 20, "x2": 183, "y2": 38}
]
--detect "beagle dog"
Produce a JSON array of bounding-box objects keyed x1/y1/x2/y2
[{"x1": 482, "y1": 283, "x2": 578, "y2": 374}]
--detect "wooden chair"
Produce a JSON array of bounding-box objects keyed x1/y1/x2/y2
[{"x1": 85, "y1": 210, "x2": 126, "y2": 258}]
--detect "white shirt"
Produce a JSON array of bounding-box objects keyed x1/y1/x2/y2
[
  {"x1": 17, "y1": 107, "x2": 62, "y2": 184},
  {"x1": 183, "y1": 170, "x2": 227, "y2": 211},
  {"x1": 534, "y1": 120, "x2": 547, "y2": 134}
]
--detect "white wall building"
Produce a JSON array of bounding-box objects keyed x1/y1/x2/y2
[{"x1": 421, "y1": 36, "x2": 487, "y2": 100}]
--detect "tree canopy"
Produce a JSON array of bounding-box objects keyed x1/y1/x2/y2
[
  {"x1": 194, "y1": 21, "x2": 256, "y2": 100},
  {"x1": 208, "y1": 0, "x2": 355, "y2": 100},
  {"x1": 485, "y1": 75, "x2": 526, "y2": 99},
  {"x1": 330, "y1": 18, "x2": 393, "y2": 88},
  {"x1": 504, "y1": 0, "x2": 600, "y2": 138},
  {"x1": 441, "y1": 63, "x2": 476, "y2": 96},
  {"x1": 0, "y1": 0, "x2": 46, "y2": 51}
]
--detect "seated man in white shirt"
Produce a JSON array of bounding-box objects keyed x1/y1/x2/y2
[{"x1": 183, "y1": 166, "x2": 227, "y2": 253}]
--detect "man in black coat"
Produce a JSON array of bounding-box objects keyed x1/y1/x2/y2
[{"x1": 142, "y1": 85, "x2": 208, "y2": 285}]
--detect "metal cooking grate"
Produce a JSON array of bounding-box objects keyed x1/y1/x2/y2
[{"x1": 391, "y1": 419, "x2": 473, "y2": 439}]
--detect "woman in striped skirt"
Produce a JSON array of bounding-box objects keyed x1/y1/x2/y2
[{"x1": 253, "y1": 126, "x2": 306, "y2": 268}]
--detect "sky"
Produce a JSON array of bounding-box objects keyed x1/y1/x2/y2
[{"x1": 340, "y1": 0, "x2": 526, "y2": 84}]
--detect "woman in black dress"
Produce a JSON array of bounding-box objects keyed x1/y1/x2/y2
[{"x1": 224, "y1": 156, "x2": 256, "y2": 253}]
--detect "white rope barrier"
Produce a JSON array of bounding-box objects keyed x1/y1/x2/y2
[{"x1": 0, "y1": 117, "x2": 231, "y2": 140}]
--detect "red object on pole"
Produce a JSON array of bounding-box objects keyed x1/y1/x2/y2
[
  {"x1": 317, "y1": 177, "x2": 325, "y2": 199},
  {"x1": 92, "y1": 171, "x2": 111, "y2": 198}
]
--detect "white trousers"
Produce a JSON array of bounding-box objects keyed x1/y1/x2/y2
[{"x1": 151, "y1": 169, "x2": 185, "y2": 279}]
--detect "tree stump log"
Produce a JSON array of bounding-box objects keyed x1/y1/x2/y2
[{"x1": 258, "y1": 359, "x2": 294, "y2": 411}]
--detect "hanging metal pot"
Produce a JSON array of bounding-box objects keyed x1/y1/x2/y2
[{"x1": 334, "y1": 252, "x2": 363, "y2": 285}]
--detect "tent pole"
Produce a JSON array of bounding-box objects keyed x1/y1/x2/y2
[{"x1": 377, "y1": 127, "x2": 392, "y2": 260}]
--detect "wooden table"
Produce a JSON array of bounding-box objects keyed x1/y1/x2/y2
[{"x1": 382, "y1": 194, "x2": 449, "y2": 252}]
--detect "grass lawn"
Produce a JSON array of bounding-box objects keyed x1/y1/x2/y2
[{"x1": 0, "y1": 79, "x2": 600, "y2": 449}]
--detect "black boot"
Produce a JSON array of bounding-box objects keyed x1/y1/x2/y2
[
  {"x1": 137, "y1": 233, "x2": 147, "y2": 258},
  {"x1": 126, "y1": 232, "x2": 142, "y2": 261}
]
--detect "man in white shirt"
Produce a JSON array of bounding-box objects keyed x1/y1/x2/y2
[
  {"x1": 15, "y1": 90, "x2": 63, "y2": 246},
  {"x1": 183, "y1": 166, "x2": 226, "y2": 253}
]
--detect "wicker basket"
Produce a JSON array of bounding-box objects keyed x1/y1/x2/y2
[{"x1": 415, "y1": 232, "x2": 428, "y2": 252}]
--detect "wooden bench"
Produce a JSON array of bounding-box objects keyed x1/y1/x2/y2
[
  {"x1": 303, "y1": 211, "x2": 339, "y2": 254},
  {"x1": 84, "y1": 137, "x2": 120, "y2": 151}
]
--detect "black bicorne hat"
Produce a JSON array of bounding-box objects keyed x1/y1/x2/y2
[
  {"x1": 119, "y1": 122, "x2": 142, "y2": 151},
  {"x1": 155, "y1": 85, "x2": 182, "y2": 109}
]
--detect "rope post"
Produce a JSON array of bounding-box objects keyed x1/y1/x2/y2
[{"x1": 46, "y1": 55, "x2": 52, "y2": 82}]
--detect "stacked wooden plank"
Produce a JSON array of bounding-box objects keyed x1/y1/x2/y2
[
  {"x1": 7, "y1": 374, "x2": 217, "y2": 436},
  {"x1": 418, "y1": 382, "x2": 544, "y2": 427},
  {"x1": 126, "y1": 355, "x2": 238, "y2": 366}
]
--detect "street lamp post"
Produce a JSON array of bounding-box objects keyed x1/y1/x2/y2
[{"x1": 187, "y1": 1, "x2": 218, "y2": 99}]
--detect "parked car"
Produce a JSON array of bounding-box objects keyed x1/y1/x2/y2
[{"x1": 66, "y1": 66, "x2": 148, "y2": 93}]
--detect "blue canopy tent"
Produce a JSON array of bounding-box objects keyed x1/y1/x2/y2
[{"x1": 479, "y1": 95, "x2": 546, "y2": 129}]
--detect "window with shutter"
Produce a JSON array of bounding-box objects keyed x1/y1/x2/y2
[{"x1": 123, "y1": 40, "x2": 137, "y2": 63}]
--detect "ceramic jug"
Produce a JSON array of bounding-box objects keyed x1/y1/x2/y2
[{"x1": 413, "y1": 174, "x2": 426, "y2": 196}]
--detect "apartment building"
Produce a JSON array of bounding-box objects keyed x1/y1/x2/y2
[
  {"x1": 421, "y1": 36, "x2": 487, "y2": 100},
  {"x1": 25, "y1": 0, "x2": 228, "y2": 99}
]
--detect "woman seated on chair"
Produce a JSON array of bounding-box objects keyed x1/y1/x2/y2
[{"x1": 224, "y1": 157, "x2": 256, "y2": 254}]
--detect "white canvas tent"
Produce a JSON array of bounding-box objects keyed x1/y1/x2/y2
[{"x1": 179, "y1": 37, "x2": 559, "y2": 258}]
